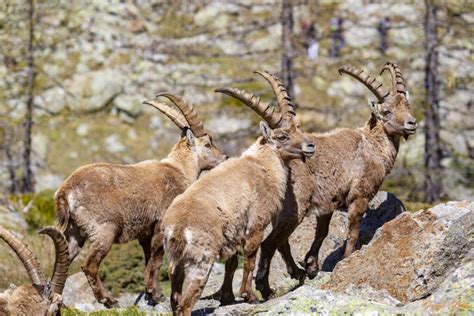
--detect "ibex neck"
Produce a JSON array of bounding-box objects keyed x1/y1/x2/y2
[
  {"x1": 163, "y1": 143, "x2": 199, "y2": 186},
  {"x1": 243, "y1": 141, "x2": 288, "y2": 196},
  {"x1": 364, "y1": 120, "x2": 400, "y2": 174}
]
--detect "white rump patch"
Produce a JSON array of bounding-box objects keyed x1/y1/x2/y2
[
  {"x1": 164, "y1": 225, "x2": 174, "y2": 241},
  {"x1": 67, "y1": 192, "x2": 77, "y2": 209},
  {"x1": 184, "y1": 228, "x2": 193, "y2": 244}
]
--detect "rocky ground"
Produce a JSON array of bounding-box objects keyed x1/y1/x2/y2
[{"x1": 61, "y1": 194, "x2": 473, "y2": 315}]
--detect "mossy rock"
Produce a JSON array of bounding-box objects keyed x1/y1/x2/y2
[{"x1": 61, "y1": 306, "x2": 147, "y2": 316}]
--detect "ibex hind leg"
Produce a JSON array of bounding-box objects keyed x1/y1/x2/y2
[
  {"x1": 178, "y1": 259, "x2": 214, "y2": 316},
  {"x1": 170, "y1": 261, "x2": 185, "y2": 314},
  {"x1": 63, "y1": 220, "x2": 86, "y2": 262},
  {"x1": 82, "y1": 223, "x2": 118, "y2": 308},
  {"x1": 220, "y1": 253, "x2": 238, "y2": 305},
  {"x1": 144, "y1": 229, "x2": 165, "y2": 305},
  {"x1": 240, "y1": 230, "x2": 265, "y2": 304}
]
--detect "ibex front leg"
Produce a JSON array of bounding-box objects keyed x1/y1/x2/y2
[
  {"x1": 303, "y1": 212, "x2": 332, "y2": 278},
  {"x1": 256, "y1": 216, "x2": 301, "y2": 300},
  {"x1": 344, "y1": 198, "x2": 368, "y2": 257}
]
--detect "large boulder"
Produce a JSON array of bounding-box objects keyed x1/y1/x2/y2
[
  {"x1": 263, "y1": 191, "x2": 405, "y2": 295},
  {"x1": 324, "y1": 201, "x2": 473, "y2": 303},
  {"x1": 319, "y1": 191, "x2": 406, "y2": 271}
]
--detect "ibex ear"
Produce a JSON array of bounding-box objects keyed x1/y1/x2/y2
[
  {"x1": 259, "y1": 121, "x2": 271, "y2": 142},
  {"x1": 185, "y1": 128, "x2": 195, "y2": 147},
  {"x1": 368, "y1": 99, "x2": 377, "y2": 113},
  {"x1": 406, "y1": 91, "x2": 410, "y2": 101}
]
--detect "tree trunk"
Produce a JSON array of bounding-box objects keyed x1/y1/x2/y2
[
  {"x1": 423, "y1": 0, "x2": 443, "y2": 202},
  {"x1": 281, "y1": 0, "x2": 296, "y2": 102},
  {"x1": 5, "y1": 145, "x2": 17, "y2": 194},
  {"x1": 22, "y1": 0, "x2": 35, "y2": 193}
]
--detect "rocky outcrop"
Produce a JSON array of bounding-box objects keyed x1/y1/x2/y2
[
  {"x1": 318, "y1": 191, "x2": 406, "y2": 271},
  {"x1": 325, "y1": 201, "x2": 473, "y2": 303},
  {"x1": 59, "y1": 200, "x2": 473, "y2": 314}
]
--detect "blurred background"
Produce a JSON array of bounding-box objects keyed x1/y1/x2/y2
[{"x1": 0, "y1": 0, "x2": 472, "y2": 297}]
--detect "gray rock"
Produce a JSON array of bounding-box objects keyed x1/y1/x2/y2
[
  {"x1": 403, "y1": 260, "x2": 474, "y2": 314},
  {"x1": 34, "y1": 173, "x2": 64, "y2": 191},
  {"x1": 68, "y1": 69, "x2": 126, "y2": 112},
  {"x1": 105, "y1": 134, "x2": 126, "y2": 154},
  {"x1": 62, "y1": 273, "x2": 106, "y2": 312},
  {"x1": 0, "y1": 206, "x2": 27, "y2": 231},
  {"x1": 113, "y1": 94, "x2": 145, "y2": 118}
]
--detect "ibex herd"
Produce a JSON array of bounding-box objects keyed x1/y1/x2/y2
[{"x1": 0, "y1": 63, "x2": 416, "y2": 315}]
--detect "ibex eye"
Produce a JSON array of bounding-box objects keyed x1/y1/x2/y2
[
  {"x1": 278, "y1": 135, "x2": 288, "y2": 141},
  {"x1": 205, "y1": 143, "x2": 211, "y2": 148},
  {"x1": 383, "y1": 110, "x2": 391, "y2": 116}
]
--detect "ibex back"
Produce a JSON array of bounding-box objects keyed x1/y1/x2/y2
[
  {"x1": 163, "y1": 70, "x2": 315, "y2": 316},
  {"x1": 238, "y1": 63, "x2": 417, "y2": 299},
  {"x1": 55, "y1": 94, "x2": 225, "y2": 307}
]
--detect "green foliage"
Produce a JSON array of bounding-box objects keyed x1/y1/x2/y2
[
  {"x1": 62, "y1": 306, "x2": 148, "y2": 316},
  {"x1": 99, "y1": 241, "x2": 170, "y2": 297},
  {"x1": 14, "y1": 189, "x2": 56, "y2": 231}
]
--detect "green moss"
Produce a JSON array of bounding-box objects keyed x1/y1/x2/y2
[
  {"x1": 99, "y1": 241, "x2": 170, "y2": 297},
  {"x1": 156, "y1": 12, "x2": 200, "y2": 38},
  {"x1": 62, "y1": 306, "x2": 147, "y2": 316}
]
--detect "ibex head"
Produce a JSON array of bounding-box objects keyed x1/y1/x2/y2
[
  {"x1": 339, "y1": 62, "x2": 417, "y2": 140},
  {"x1": 216, "y1": 70, "x2": 315, "y2": 161},
  {"x1": 144, "y1": 93, "x2": 226, "y2": 171},
  {"x1": 0, "y1": 226, "x2": 70, "y2": 316}
]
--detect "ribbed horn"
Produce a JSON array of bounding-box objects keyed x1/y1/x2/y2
[
  {"x1": 215, "y1": 87, "x2": 282, "y2": 128},
  {"x1": 143, "y1": 100, "x2": 189, "y2": 130},
  {"x1": 338, "y1": 66, "x2": 389, "y2": 102},
  {"x1": 157, "y1": 93, "x2": 206, "y2": 137},
  {"x1": 380, "y1": 62, "x2": 406, "y2": 95},
  {"x1": 254, "y1": 70, "x2": 295, "y2": 119},
  {"x1": 0, "y1": 225, "x2": 45, "y2": 287},
  {"x1": 39, "y1": 227, "x2": 69, "y2": 295}
]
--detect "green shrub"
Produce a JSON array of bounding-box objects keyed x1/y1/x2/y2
[
  {"x1": 15, "y1": 189, "x2": 56, "y2": 231},
  {"x1": 99, "y1": 241, "x2": 170, "y2": 297}
]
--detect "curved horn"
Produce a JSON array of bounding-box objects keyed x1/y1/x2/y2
[
  {"x1": 143, "y1": 100, "x2": 189, "y2": 130},
  {"x1": 215, "y1": 87, "x2": 282, "y2": 128},
  {"x1": 380, "y1": 62, "x2": 406, "y2": 95},
  {"x1": 254, "y1": 70, "x2": 295, "y2": 119},
  {"x1": 157, "y1": 93, "x2": 206, "y2": 137},
  {"x1": 0, "y1": 225, "x2": 45, "y2": 287},
  {"x1": 338, "y1": 66, "x2": 389, "y2": 102},
  {"x1": 39, "y1": 227, "x2": 69, "y2": 295}
]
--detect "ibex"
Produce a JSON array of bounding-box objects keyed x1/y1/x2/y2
[
  {"x1": 0, "y1": 225, "x2": 69, "y2": 316},
  {"x1": 226, "y1": 63, "x2": 417, "y2": 299},
  {"x1": 162, "y1": 71, "x2": 315, "y2": 315},
  {"x1": 54, "y1": 94, "x2": 226, "y2": 307}
]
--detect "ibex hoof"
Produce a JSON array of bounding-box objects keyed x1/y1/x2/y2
[
  {"x1": 290, "y1": 267, "x2": 307, "y2": 283},
  {"x1": 145, "y1": 291, "x2": 166, "y2": 306},
  {"x1": 100, "y1": 296, "x2": 118, "y2": 309},
  {"x1": 219, "y1": 293, "x2": 235, "y2": 306}
]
